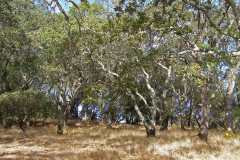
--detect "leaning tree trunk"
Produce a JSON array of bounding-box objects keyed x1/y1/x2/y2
[
  {"x1": 128, "y1": 91, "x2": 155, "y2": 137},
  {"x1": 224, "y1": 61, "x2": 240, "y2": 138},
  {"x1": 198, "y1": 84, "x2": 209, "y2": 141}
]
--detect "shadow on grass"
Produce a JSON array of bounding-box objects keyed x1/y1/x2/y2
[{"x1": 0, "y1": 121, "x2": 239, "y2": 160}]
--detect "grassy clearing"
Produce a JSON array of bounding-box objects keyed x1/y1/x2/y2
[{"x1": 0, "y1": 120, "x2": 239, "y2": 160}]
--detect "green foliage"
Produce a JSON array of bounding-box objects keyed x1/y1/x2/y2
[
  {"x1": 233, "y1": 107, "x2": 240, "y2": 129},
  {"x1": 0, "y1": 89, "x2": 56, "y2": 131},
  {"x1": 0, "y1": 0, "x2": 47, "y2": 94},
  {"x1": 0, "y1": 0, "x2": 239, "y2": 138}
]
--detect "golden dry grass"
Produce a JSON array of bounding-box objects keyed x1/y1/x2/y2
[{"x1": 0, "y1": 120, "x2": 239, "y2": 160}]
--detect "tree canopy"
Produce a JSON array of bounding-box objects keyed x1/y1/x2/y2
[{"x1": 0, "y1": 0, "x2": 240, "y2": 140}]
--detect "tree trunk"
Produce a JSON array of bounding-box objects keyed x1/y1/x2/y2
[
  {"x1": 107, "y1": 111, "x2": 112, "y2": 129},
  {"x1": 198, "y1": 84, "x2": 209, "y2": 141},
  {"x1": 42, "y1": 117, "x2": 46, "y2": 126},
  {"x1": 188, "y1": 99, "x2": 194, "y2": 129},
  {"x1": 128, "y1": 92, "x2": 154, "y2": 137},
  {"x1": 64, "y1": 103, "x2": 71, "y2": 127},
  {"x1": 75, "y1": 105, "x2": 79, "y2": 118},
  {"x1": 57, "y1": 105, "x2": 64, "y2": 135},
  {"x1": 160, "y1": 114, "x2": 170, "y2": 131},
  {"x1": 158, "y1": 115, "x2": 162, "y2": 125},
  {"x1": 237, "y1": 88, "x2": 240, "y2": 107},
  {"x1": 191, "y1": 114, "x2": 194, "y2": 129},
  {"x1": 0, "y1": 110, "x2": 3, "y2": 127},
  {"x1": 180, "y1": 110, "x2": 185, "y2": 130},
  {"x1": 225, "y1": 93, "x2": 233, "y2": 131},
  {"x1": 150, "y1": 108, "x2": 156, "y2": 137},
  {"x1": 63, "y1": 110, "x2": 68, "y2": 127},
  {"x1": 224, "y1": 61, "x2": 240, "y2": 138},
  {"x1": 195, "y1": 115, "x2": 201, "y2": 128},
  {"x1": 82, "y1": 105, "x2": 88, "y2": 121}
]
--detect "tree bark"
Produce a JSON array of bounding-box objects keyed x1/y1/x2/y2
[
  {"x1": 107, "y1": 111, "x2": 112, "y2": 129},
  {"x1": 225, "y1": 93, "x2": 234, "y2": 131},
  {"x1": 128, "y1": 91, "x2": 155, "y2": 137},
  {"x1": 224, "y1": 60, "x2": 240, "y2": 138},
  {"x1": 82, "y1": 104, "x2": 88, "y2": 121},
  {"x1": 198, "y1": 84, "x2": 209, "y2": 141},
  {"x1": 188, "y1": 99, "x2": 195, "y2": 129},
  {"x1": 0, "y1": 110, "x2": 3, "y2": 127},
  {"x1": 106, "y1": 95, "x2": 121, "y2": 128},
  {"x1": 57, "y1": 105, "x2": 64, "y2": 135},
  {"x1": 195, "y1": 115, "x2": 201, "y2": 128},
  {"x1": 75, "y1": 105, "x2": 79, "y2": 118},
  {"x1": 150, "y1": 108, "x2": 156, "y2": 137},
  {"x1": 237, "y1": 87, "x2": 240, "y2": 107},
  {"x1": 160, "y1": 114, "x2": 170, "y2": 131},
  {"x1": 181, "y1": 111, "x2": 185, "y2": 130},
  {"x1": 64, "y1": 103, "x2": 71, "y2": 127}
]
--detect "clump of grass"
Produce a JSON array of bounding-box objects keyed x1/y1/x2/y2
[
  {"x1": 0, "y1": 120, "x2": 239, "y2": 160},
  {"x1": 223, "y1": 130, "x2": 237, "y2": 139}
]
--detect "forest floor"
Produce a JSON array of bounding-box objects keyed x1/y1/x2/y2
[{"x1": 0, "y1": 120, "x2": 240, "y2": 160}]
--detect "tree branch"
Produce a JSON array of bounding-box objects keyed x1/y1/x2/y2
[{"x1": 53, "y1": 0, "x2": 72, "y2": 61}]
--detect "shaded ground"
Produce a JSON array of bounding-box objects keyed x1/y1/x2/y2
[{"x1": 0, "y1": 120, "x2": 240, "y2": 160}]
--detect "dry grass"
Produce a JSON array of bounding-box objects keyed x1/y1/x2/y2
[{"x1": 0, "y1": 120, "x2": 239, "y2": 160}]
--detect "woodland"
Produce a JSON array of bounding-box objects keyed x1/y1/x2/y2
[{"x1": 1, "y1": 0, "x2": 240, "y2": 154}]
